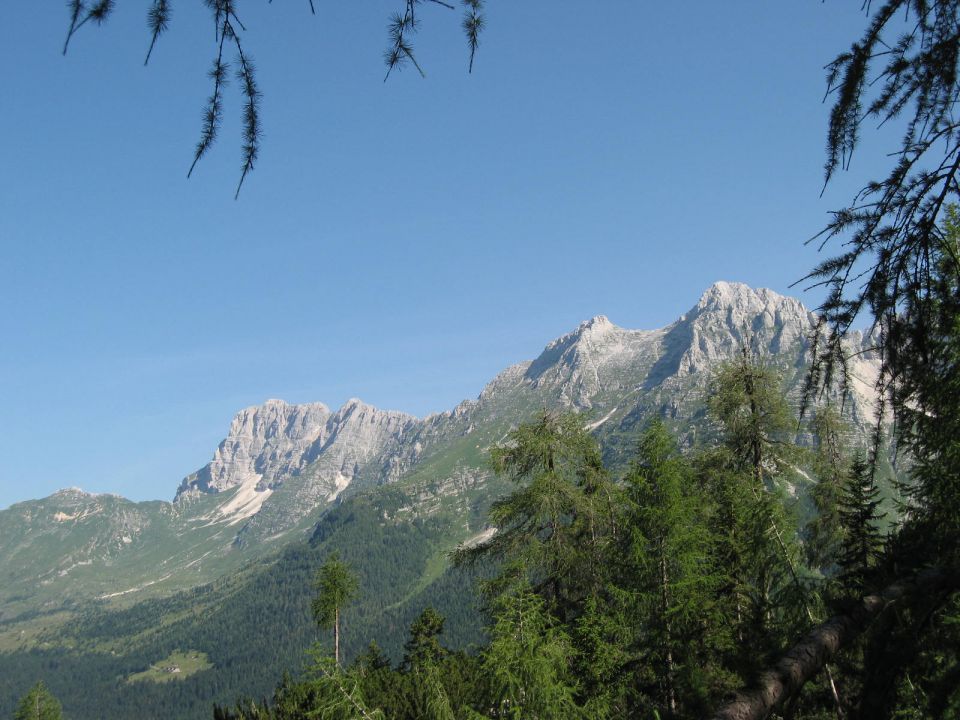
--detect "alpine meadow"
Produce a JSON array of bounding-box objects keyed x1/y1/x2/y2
[{"x1": 0, "y1": 2, "x2": 958, "y2": 720}]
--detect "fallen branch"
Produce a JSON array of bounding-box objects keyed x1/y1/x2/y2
[{"x1": 708, "y1": 566, "x2": 960, "y2": 720}]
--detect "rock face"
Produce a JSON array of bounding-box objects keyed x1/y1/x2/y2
[
  {"x1": 672, "y1": 280, "x2": 815, "y2": 375},
  {"x1": 175, "y1": 397, "x2": 422, "y2": 542},
  {"x1": 179, "y1": 281, "x2": 878, "y2": 529},
  {"x1": 0, "y1": 281, "x2": 882, "y2": 614},
  {"x1": 176, "y1": 399, "x2": 333, "y2": 498},
  {"x1": 524, "y1": 315, "x2": 664, "y2": 409}
]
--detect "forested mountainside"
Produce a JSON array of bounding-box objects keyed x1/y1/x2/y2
[{"x1": 0, "y1": 282, "x2": 887, "y2": 719}]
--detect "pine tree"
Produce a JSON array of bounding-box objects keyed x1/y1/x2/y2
[
  {"x1": 312, "y1": 553, "x2": 360, "y2": 667},
  {"x1": 13, "y1": 682, "x2": 62, "y2": 720},
  {"x1": 805, "y1": 406, "x2": 850, "y2": 576},
  {"x1": 837, "y1": 453, "x2": 885, "y2": 596}
]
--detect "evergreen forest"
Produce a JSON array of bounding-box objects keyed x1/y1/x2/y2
[{"x1": 5, "y1": 2, "x2": 960, "y2": 719}]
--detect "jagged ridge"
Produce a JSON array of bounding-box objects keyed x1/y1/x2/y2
[{"x1": 0, "y1": 282, "x2": 881, "y2": 618}]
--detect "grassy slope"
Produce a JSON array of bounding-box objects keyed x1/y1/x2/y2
[{"x1": 0, "y1": 469, "x2": 492, "y2": 720}]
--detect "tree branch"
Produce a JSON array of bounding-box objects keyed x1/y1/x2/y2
[{"x1": 707, "y1": 566, "x2": 960, "y2": 720}]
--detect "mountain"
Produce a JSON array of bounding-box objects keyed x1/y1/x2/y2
[
  {"x1": 0, "y1": 282, "x2": 882, "y2": 622},
  {"x1": 0, "y1": 282, "x2": 885, "y2": 719}
]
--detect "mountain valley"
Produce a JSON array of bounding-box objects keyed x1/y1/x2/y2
[{"x1": 0, "y1": 282, "x2": 885, "y2": 718}]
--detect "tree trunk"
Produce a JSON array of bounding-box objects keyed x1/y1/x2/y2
[
  {"x1": 335, "y1": 606, "x2": 340, "y2": 666},
  {"x1": 660, "y1": 550, "x2": 677, "y2": 717},
  {"x1": 707, "y1": 567, "x2": 960, "y2": 720}
]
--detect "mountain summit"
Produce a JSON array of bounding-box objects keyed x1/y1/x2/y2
[{"x1": 0, "y1": 282, "x2": 878, "y2": 617}]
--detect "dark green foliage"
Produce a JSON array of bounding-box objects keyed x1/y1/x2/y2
[
  {"x1": 705, "y1": 353, "x2": 812, "y2": 672},
  {"x1": 805, "y1": 406, "x2": 850, "y2": 575},
  {"x1": 837, "y1": 453, "x2": 886, "y2": 596},
  {"x1": 456, "y1": 411, "x2": 620, "y2": 621},
  {"x1": 13, "y1": 681, "x2": 62, "y2": 720},
  {"x1": 892, "y1": 206, "x2": 960, "y2": 565},
  {"x1": 402, "y1": 607, "x2": 447, "y2": 671},
  {"x1": 814, "y1": 208, "x2": 960, "y2": 720},
  {"x1": 313, "y1": 553, "x2": 360, "y2": 665},
  {"x1": 619, "y1": 420, "x2": 726, "y2": 717},
  {"x1": 383, "y1": 1, "x2": 486, "y2": 80},
  {"x1": 707, "y1": 348, "x2": 799, "y2": 484},
  {"x1": 807, "y1": 1, "x2": 960, "y2": 440},
  {"x1": 60, "y1": 0, "x2": 484, "y2": 195}
]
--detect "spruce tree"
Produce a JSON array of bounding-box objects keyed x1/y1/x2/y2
[{"x1": 837, "y1": 452, "x2": 885, "y2": 597}]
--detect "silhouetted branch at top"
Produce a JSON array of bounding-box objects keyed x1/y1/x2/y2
[
  {"x1": 60, "y1": 0, "x2": 485, "y2": 197},
  {"x1": 799, "y1": 0, "x2": 960, "y2": 422}
]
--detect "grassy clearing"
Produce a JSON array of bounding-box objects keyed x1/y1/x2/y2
[
  {"x1": 126, "y1": 649, "x2": 213, "y2": 684},
  {"x1": 0, "y1": 611, "x2": 78, "y2": 653}
]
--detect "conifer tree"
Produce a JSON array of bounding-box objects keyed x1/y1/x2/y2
[
  {"x1": 13, "y1": 682, "x2": 62, "y2": 720},
  {"x1": 890, "y1": 205, "x2": 960, "y2": 565},
  {"x1": 58, "y1": 1, "x2": 486, "y2": 196},
  {"x1": 399, "y1": 607, "x2": 458, "y2": 720},
  {"x1": 621, "y1": 419, "x2": 721, "y2": 718},
  {"x1": 805, "y1": 406, "x2": 850, "y2": 576},
  {"x1": 455, "y1": 411, "x2": 619, "y2": 621},
  {"x1": 837, "y1": 452, "x2": 885, "y2": 597},
  {"x1": 477, "y1": 581, "x2": 581, "y2": 719},
  {"x1": 312, "y1": 553, "x2": 360, "y2": 667},
  {"x1": 403, "y1": 607, "x2": 448, "y2": 671},
  {"x1": 706, "y1": 350, "x2": 809, "y2": 668}
]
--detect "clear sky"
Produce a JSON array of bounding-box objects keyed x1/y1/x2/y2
[{"x1": 0, "y1": 3, "x2": 892, "y2": 509}]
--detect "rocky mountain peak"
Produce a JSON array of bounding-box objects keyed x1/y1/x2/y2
[
  {"x1": 662, "y1": 281, "x2": 816, "y2": 376},
  {"x1": 577, "y1": 314, "x2": 615, "y2": 333},
  {"x1": 175, "y1": 399, "x2": 333, "y2": 500},
  {"x1": 691, "y1": 281, "x2": 807, "y2": 318},
  {"x1": 328, "y1": 398, "x2": 417, "y2": 429}
]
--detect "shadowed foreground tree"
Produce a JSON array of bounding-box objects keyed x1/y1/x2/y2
[
  {"x1": 707, "y1": 566, "x2": 960, "y2": 720},
  {"x1": 804, "y1": 1, "x2": 960, "y2": 508},
  {"x1": 806, "y1": 0, "x2": 960, "y2": 393},
  {"x1": 759, "y1": 3, "x2": 960, "y2": 713}
]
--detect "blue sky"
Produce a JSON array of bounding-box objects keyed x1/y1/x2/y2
[{"x1": 0, "y1": 3, "x2": 889, "y2": 508}]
